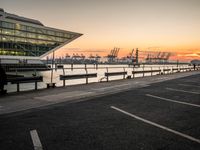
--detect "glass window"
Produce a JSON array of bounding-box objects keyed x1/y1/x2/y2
[
  {"x1": 37, "y1": 40, "x2": 48, "y2": 45},
  {"x1": 2, "y1": 37, "x2": 6, "y2": 41},
  {"x1": 41, "y1": 29, "x2": 46, "y2": 34},
  {"x1": 2, "y1": 29, "x2": 14, "y2": 35},
  {"x1": 37, "y1": 34, "x2": 46, "y2": 40},
  {"x1": 70, "y1": 34, "x2": 74, "y2": 38},
  {"x1": 47, "y1": 30, "x2": 55, "y2": 35},
  {"x1": 27, "y1": 33, "x2": 36, "y2": 38},
  {"x1": 27, "y1": 26, "x2": 36, "y2": 32},
  {"x1": 7, "y1": 36, "x2": 14, "y2": 41},
  {"x1": 48, "y1": 36, "x2": 56, "y2": 41},
  {"x1": 36, "y1": 28, "x2": 46, "y2": 34},
  {"x1": 15, "y1": 23, "x2": 20, "y2": 30},
  {"x1": 15, "y1": 37, "x2": 26, "y2": 43},
  {"x1": 56, "y1": 32, "x2": 64, "y2": 37},
  {"x1": 20, "y1": 25, "x2": 27, "y2": 31},
  {"x1": 15, "y1": 30, "x2": 26, "y2": 37},
  {"x1": 27, "y1": 39, "x2": 37, "y2": 44},
  {"x1": 2, "y1": 22, "x2": 14, "y2": 29},
  {"x1": 64, "y1": 33, "x2": 71, "y2": 38}
]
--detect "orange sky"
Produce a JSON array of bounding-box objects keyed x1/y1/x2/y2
[
  {"x1": 2, "y1": 0, "x2": 200, "y2": 62},
  {"x1": 55, "y1": 39, "x2": 200, "y2": 62}
]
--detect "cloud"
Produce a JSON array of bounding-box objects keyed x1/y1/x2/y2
[
  {"x1": 177, "y1": 53, "x2": 200, "y2": 57},
  {"x1": 60, "y1": 47, "x2": 107, "y2": 53}
]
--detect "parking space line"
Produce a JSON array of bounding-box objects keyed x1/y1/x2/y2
[
  {"x1": 179, "y1": 84, "x2": 200, "y2": 88},
  {"x1": 30, "y1": 130, "x2": 43, "y2": 150},
  {"x1": 93, "y1": 84, "x2": 130, "y2": 91},
  {"x1": 166, "y1": 87, "x2": 200, "y2": 95},
  {"x1": 111, "y1": 106, "x2": 200, "y2": 144},
  {"x1": 146, "y1": 94, "x2": 200, "y2": 108}
]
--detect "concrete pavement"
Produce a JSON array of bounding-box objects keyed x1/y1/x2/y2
[
  {"x1": 0, "y1": 70, "x2": 199, "y2": 115},
  {"x1": 0, "y1": 71, "x2": 199, "y2": 150}
]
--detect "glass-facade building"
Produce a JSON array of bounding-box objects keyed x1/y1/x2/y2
[{"x1": 0, "y1": 8, "x2": 82, "y2": 60}]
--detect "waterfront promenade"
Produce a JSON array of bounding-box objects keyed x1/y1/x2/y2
[
  {"x1": 0, "y1": 70, "x2": 200, "y2": 150},
  {"x1": 0, "y1": 70, "x2": 199, "y2": 115}
]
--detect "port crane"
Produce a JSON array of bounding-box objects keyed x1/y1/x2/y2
[{"x1": 107, "y1": 47, "x2": 120, "y2": 63}]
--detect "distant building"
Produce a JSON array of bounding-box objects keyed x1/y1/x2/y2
[{"x1": 0, "y1": 8, "x2": 82, "y2": 68}]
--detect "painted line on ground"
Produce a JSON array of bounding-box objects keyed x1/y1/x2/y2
[
  {"x1": 166, "y1": 87, "x2": 200, "y2": 95},
  {"x1": 34, "y1": 91, "x2": 94, "y2": 101},
  {"x1": 30, "y1": 130, "x2": 43, "y2": 150},
  {"x1": 179, "y1": 84, "x2": 200, "y2": 88},
  {"x1": 110, "y1": 106, "x2": 200, "y2": 144},
  {"x1": 93, "y1": 83, "x2": 130, "y2": 91},
  {"x1": 146, "y1": 94, "x2": 200, "y2": 108}
]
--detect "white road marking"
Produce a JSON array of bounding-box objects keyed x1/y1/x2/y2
[
  {"x1": 111, "y1": 106, "x2": 200, "y2": 144},
  {"x1": 34, "y1": 91, "x2": 94, "y2": 101},
  {"x1": 146, "y1": 94, "x2": 200, "y2": 108},
  {"x1": 30, "y1": 130, "x2": 43, "y2": 150},
  {"x1": 179, "y1": 84, "x2": 200, "y2": 88},
  {"x1": 166, "y1": 87, "x2": 200, "y2": 95},
  {"x1": 93, "y1": 84, "x2": 130, "y2": 91}
]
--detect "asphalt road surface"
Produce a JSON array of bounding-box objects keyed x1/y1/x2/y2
[{"x1": 0, "y1": 74, "x2": 200, "y2": 150}]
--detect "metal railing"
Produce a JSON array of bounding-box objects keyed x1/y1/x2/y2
[{"x1": 4, "y1": 64, "x2": 200, "y2": 93}]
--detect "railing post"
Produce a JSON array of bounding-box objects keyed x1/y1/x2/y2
[
  {"x1": 71, "y1": 63, "x2": 73, "y2": 71},
  {"x1": 86, "y1": 76, "x2": 88, "y2": 84},
  {"x1": 35, "y1": 81, "x2": 37, "y2": 90},
  {"x1": 159, "y1": 67, "x2": 161, "y2": 75},
  {"x1": 106, "y1": 67, "x2": 109, "y2": 82},
  {"x1": 85, "y1": 68, "x2": 88, "y2": 84},
  {"x1": 15, "y1": 68, "x2": 18, "y2": 75},
  {"x1": 143, "y1": 66, "x2": 144, "y2": 77},
  {"x1": 17, "y1": 83, "x2": 20, "y2": 92},
  {"x1": 34, "y1": 69, "x2": 37, "y2": 76},
  {"x1": 62, "y1": 67, "x2": 65, "y2": 76},
  {"x1": 133, "y1": 68, "x2": 135, "y2": 78},
  {"x1": 167, "y1": 66, "x2": 169, "y2": 74},
  {"x1": 63, "y1": 80, "x2": 65, "y2": 86},
  {"x1": 123, "y1": 67, "x2": 125, "y2": 79},
  {"x1": 151, "y1": 67, "x2": 153, "y2": 76},
  {"x1": 96, "y1": 63, "x2": 98, "y2": 70},
  {"x1": 62, "y1": 66, "x2": 66, "y2": 86}
]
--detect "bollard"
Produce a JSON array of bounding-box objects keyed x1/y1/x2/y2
[
  {"x1": 106, "y1": 67, "x2": 109, "y2": 82},
  {"x1": 71, "y1": 63, "x2": 73, "y2": 71}
]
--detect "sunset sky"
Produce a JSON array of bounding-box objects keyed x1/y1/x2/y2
[{"x1": 1, "y1": 0, "x2": 200, "y2": 62}]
